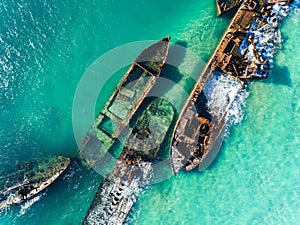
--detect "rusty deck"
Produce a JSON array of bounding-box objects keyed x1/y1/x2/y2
[{"x1": 171, "y1": 0, "x2": 293, "y2": 175}]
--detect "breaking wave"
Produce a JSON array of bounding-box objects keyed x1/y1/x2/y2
[
  {"x1": 18, "y1": 192, "x2": 46, "y2": 216},
  {"x1": 203, "y1": 72, "x2": 248, "y2": 137}
]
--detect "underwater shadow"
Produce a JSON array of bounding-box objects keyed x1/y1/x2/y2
[
  {"x1": 128, "y1": 41, "x2": 194, "y2": 179},
  {"x1": 151, "y1": 41, "x2": 189, "y2": 93},
  {"x1": 218, "y1": 6, "x2": 239, "y2": 19},
  {"x1": 166, "y1": 41, "x2": 188, "y2": 71},
  {"x1": 149, "y1": 40, "x2": 205, "y2": 103},
  {"x1": 267, "y1": 65, "x2": 292, "y2": 87}
]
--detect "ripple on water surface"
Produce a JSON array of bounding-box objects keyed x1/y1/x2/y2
[{"x1": 0, "y1": 0, "x2": 300, "y2": 225}]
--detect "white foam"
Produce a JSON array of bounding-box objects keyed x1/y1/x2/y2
[
  {"x1": 203, "y1": 72, "x2": 248, "y2": 137},
  {"x1": 86, "y1": 163, "x2": 153, "y2": 225},
  {"x1": 238, "y1": 3, "x2": 291, "y2": 78},
  {"x1": 18, "y1": 192, "x2": 46, "y2": 216},
  {"x1": 204, "y1": 72, "x2": 241, "y2": 118},
  {"x1": 225, "y1": 85, "x2": 248, "y2": 136}
]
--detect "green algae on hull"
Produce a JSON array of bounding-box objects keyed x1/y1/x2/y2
[
  {"x1": 121, "y1": 98, "x2": 176, "y2": 162},
  {"x1": 0, "y1": 155, "x2": 70, "y2": 210},
  {"x1": 78, "y1": 37, "x2": 170, "y2": 169},
  {"x1": 84, "y1": 98, "x2": 175, "y2": 225}
]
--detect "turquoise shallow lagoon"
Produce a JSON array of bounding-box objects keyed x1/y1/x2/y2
[{"x1": 0, "y1": 0, "x2": 300, "y2": 224}]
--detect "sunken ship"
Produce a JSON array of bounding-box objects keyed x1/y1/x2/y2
[
  {"x1": 82, "y1": 0, "x2": 294, "y2": 223},
  {"x1": 0, "y1": 155, "x2": 70, "y2": 210},
  {"x1": 78, "y1": 37, "x2": 170, "y2": 170},
  {"x1": 216, "y1": 0, "x2": 243, "y2": 16},
  {"x1": 0, "y1": 0, "x2": 294, "y2": 222},
  {"x1": 84, "y1": 98, "x2": 175, "y2": 225},
  {"x1": 171, "y1": 0, "x2": 294, "y2": 175}
]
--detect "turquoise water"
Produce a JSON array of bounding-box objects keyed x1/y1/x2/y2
[{"x1": 0, "y1": 0, "x2": 300, "y2": 224}]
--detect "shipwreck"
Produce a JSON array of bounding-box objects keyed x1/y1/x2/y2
[
  {"x1": 170, "y1": 0, "x2": 294, "y2": 175},
  {"x1": 84, "y1": 98, "x2": 175, "y2": 225},
  {"x1": 0, "y1": 155, "x2": 70, "y2": 210},
  {"x1": 78, "y1": 37, "x2": 170, "y2": 170}
]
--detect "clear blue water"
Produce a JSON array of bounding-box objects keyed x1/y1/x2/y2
[{"x1": 1, "y1": 0, "x2": 300, "y2": 224}]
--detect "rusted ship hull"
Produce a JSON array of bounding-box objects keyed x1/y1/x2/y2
[
  {"x1": 0, "y1": 155, "x2": 70, "y2": 210},
  {"x1": 216, "y1": 0, "x2": 243, "y2": 16},
  {"x1": 84, "y1": 98, "x2": 175, "y2": 225},
  {"x1": 171, "y1": 0, "x2": 293, "y2": 175},
  {"x1": 78, "y1": 37, "x2": 170, "y2": 169}
]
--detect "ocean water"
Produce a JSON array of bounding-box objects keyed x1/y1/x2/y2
[{"x1": 0, "y1": 0, "x2": 299, "y2": 224}]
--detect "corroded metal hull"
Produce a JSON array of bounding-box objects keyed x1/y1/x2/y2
[
  {"x1": 216, "y1": 0, "x2": 243, "y2": 16},
  {"x1": 216, "y1": 0, "x2": 294, "y2": 16},
  {"x1": 78, "y1": 37, "x2": 170, "y2": 169},
  {"x1": 84, "y1": 98, "x2": 175, "y2": 225},
  {"x1": 0, "y1": 155, "x2": 70, "y2": 210},
  {"x1": 171, "y1": 0, "x2": 293, "y2": 175}
]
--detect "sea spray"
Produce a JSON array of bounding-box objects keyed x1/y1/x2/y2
[
  {"x1": 225, "y1": 83, "x2": 248, "y2": 137},
  {"x1": 203, "y1": 71, "x2": 248, "y2": 137},
  {"x1": 84, "y1": 162, "x2": 154, "y2": 225},
  {"x1": 18, "y1": 192, "x2": 46, "y2": 216}
]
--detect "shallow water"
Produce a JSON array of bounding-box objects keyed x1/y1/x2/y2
[{"x1": 0, "y1": 0, "x2": 299, "y2": 224}]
